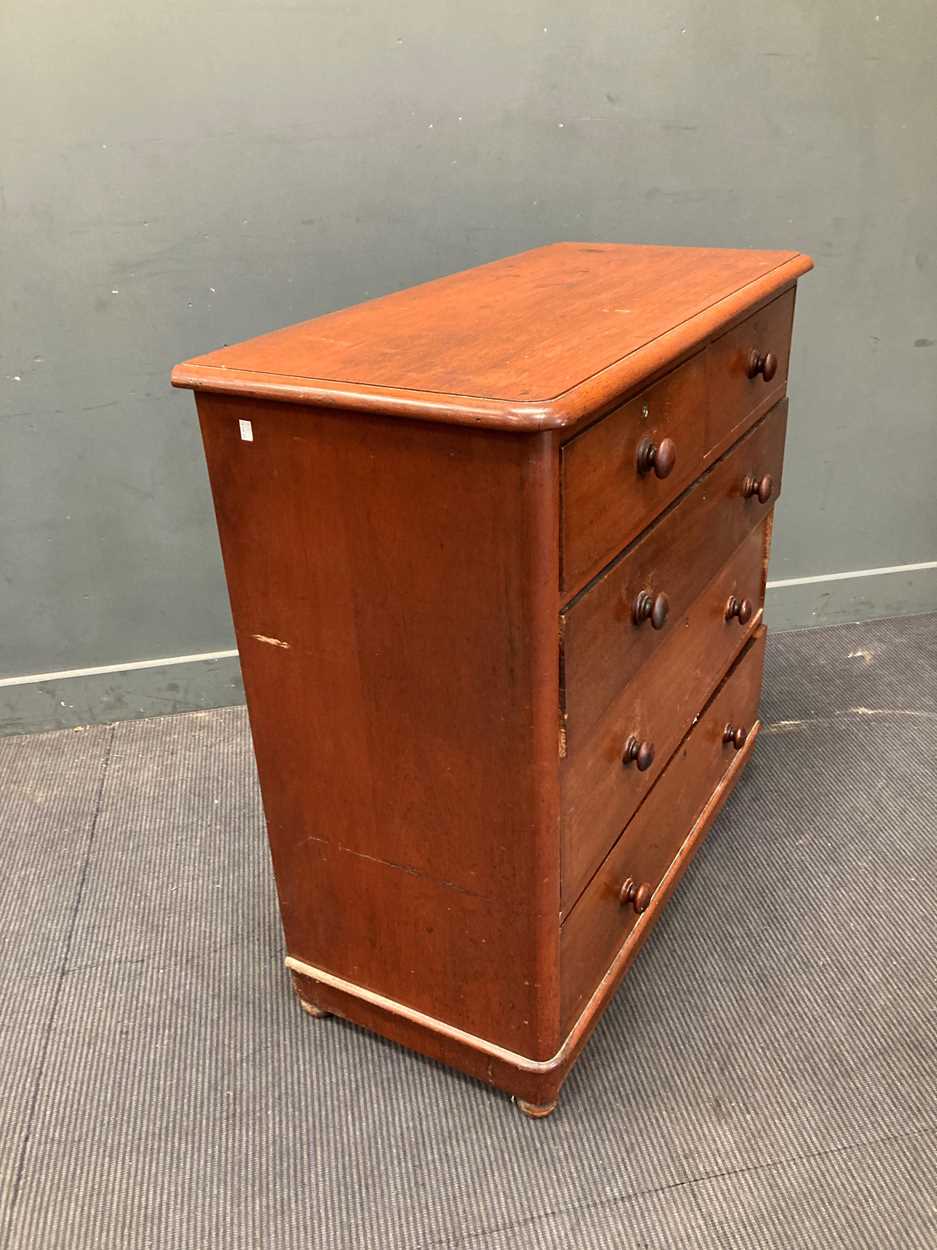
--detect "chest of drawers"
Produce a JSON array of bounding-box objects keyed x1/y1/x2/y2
[{"x1": 172, "y1": 242, "x2": 812, "y2": 1116}]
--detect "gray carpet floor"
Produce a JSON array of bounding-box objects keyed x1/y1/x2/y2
[{"x1": 1, "y1": 613, "x2": 935, "y2": 1250}]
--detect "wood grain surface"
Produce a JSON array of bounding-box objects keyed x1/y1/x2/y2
[
  {"x1": 562, "y1": 401, "x2": 788, "y2": 746},
  {"x1": 561, "y1": 522, "x2": 769, "y2": 911},
  {"x1": 561, "y1": 630, "x2": 767, "y2": 1029},
  {"x1": 561, "y1": 293, "x2": 794, "y2": 592},
  {"x1": 561, "y1": 351, "x2": 709, "y2": 591},
  {"x1": 197, "y1": 393, "x2": 562, "y2": 1058},
  {"x1": 173, "y1": 243, "x2": 812, "y2": 430},
  {"x1": 705, "y1": 287, "x2": 795, "y2": 451},
  {"x1": 179, "y1": 242, "x2": 810, "y2": 1108}
]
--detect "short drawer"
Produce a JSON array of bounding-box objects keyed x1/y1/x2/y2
[
  {"x1": 561, "y1": 291, "x2": 795, "y2": 597},
  {"x1": 706, "y1": 288, "x2": 794, "y2": 456},
  {"x1": 561, "y1": 352, "x2": 708, "y2": 593},
  {"x1": 561, "y1": 520, "x2": 768, "y2": 910},
  {"x1": 561, "y1": 400, "x2": 787, "y2": 745},
  {"x1": 560, "y1": 629, "x2": 766, "y2": 1030}
]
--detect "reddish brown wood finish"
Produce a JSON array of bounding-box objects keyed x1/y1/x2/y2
[
  {"x1": 561, "y1": 292, "x2": 794, "y2": 594},
  {"x1": 561, "y1": 520, "x2": 769, "y2": 912},
  {"x1": 290, "y1": 683, "x2": 764, "y2": 1112},
  {"x1": 174, "y1": 243, "x2": 811, "y2": 1112},
  {"x1": 173, "y1": 244, "x2": 812, "y2": 430},
  {"x1": 706, "y1": 288, "x2": 795, "y2": 451},
  {"x1": 561, "y1": 352, "x2": 708, "y2": 592},
  {"x1": 561, "y1": 630, "x2": 767, "y2": 1029},
  {"x1": 561, "y1": 401, "x2": 788, "y2": 749},
  {"x1": 197, "y1": 395, "x2": 561, "y2": 1059}
]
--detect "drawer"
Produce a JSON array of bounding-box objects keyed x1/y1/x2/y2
[
  {"x1": 706, "y1": 288, "x2": 794, "y2": 456},
  {"x1": 561, "y1": 352, "x2": 708, "y2": 593},
  {"x1": 562, "y1": 400, "x2": 787, "y2": 745},
  {"x1": 561, "y1": 291, "x2": 795, "y2": 597},
  {"x1": 561, "y1": 520, "x2": 768, "y2": 910},
  {"x1": 560, "y1": 629, "x2": 766, "y2": 1029}
]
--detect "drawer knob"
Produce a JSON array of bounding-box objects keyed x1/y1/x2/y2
[
  {"x1": 635, "y1": 435, "x2": 677, "y2": 479},
  {"x1": 747, "y1": 349, "x2": 778, "y2": 382},
  {"x1": 723, "y1": 723, "x2": 748, "y2": 750},
  {"x1": 619, "y1": 876, "x2": 653, "y2": 914},
  {"x1": 633, "y1": 589, "x2": 670, "y2": 630},
  {"x1": 725, "y1": 595, "x2": 754, "y2": 625},
  {"x1": 622, "y1": 735, "x2": 655, "y2": 771},
  {"x1": 742, "y1": 472, "x2": 774, "y2": 504}
]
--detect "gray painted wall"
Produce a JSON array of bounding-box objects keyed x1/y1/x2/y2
[{"x1": 3, "y1": 2, "x2": 935, "y2": 733}]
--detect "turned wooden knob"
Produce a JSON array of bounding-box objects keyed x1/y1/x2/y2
[
  {"x1": 723, "y1": 724, "x2": 748, "y2": 750},
  {"x1": 725, "y1": 595, "x2": 754, "y2": 625},
  {"x1": 635, "y1": 435, "x2": 676, "y2": 479},
  {"x1": 632, "y1": 589, "x2": 669, "y2": 629},
  {"x1": 747, "y1": 349, "x2": 778, "y2": 382},
  {"x1": 622, "y1": 735, "x2": 655, "y2": 771},
  {"x1": 742, "y1": 472, "x2": 774, "y2": 503},
  {"x1": 619, "y1": 876, "x2": 653, "y2": 913}
]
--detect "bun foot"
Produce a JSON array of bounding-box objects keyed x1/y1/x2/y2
[
  {"x1": 300, "y1": 1000, "x2": 330, "y2": 1019},
  {"x1": 514, "y1": 1096, "x2": 558, "y2": 1119}
]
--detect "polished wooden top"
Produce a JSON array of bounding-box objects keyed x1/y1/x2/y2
[{"x1": 172, "y1": 242, "x2": 812, "y2": 430}]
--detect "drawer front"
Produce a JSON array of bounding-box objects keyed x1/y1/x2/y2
[
  {"x1": 561, "y1": 521, "x2": 768, "y2": 910},
  {"x1": 706, "y1": 289, "x2": 794, "y2": 456},
  {"x1": 561, "y1": 352, "x2": 708, "y2": 593},
  {"x1": 562, "y1": 400, "x2": 787, "y2": 745},
  {"x1": 560, "y1": 629, "x2": 766, "y2": 1029},
  {"x1": 561, "y1": 290, "x2": 796, "y2": 598}
]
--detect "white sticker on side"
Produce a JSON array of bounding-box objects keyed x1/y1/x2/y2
[{"x1": 239, "y1": 419, "x2": 254, "y2": 442}]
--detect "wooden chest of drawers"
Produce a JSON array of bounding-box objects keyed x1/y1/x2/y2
[{"x1": 172, "y1": 242, "x2": 812, "y2": 1116}]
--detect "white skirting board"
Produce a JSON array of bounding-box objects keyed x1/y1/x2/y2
[
  {"x1": 0, "y1": 654, "x2": 244, "y2": 737},
  {"x1": 763, "y1": 561, "x2": 937, "y2": 632}
]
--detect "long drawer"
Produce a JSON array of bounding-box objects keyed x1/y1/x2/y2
[
  {"x1": 561, "y1": 289, "x2": 794, "y2": 593},
  {"x1": 560, "y1": 629, "x2": 767, "y2": 1029},
  {"x1": 561, "y1": 520, "x2": 768, "y2": 910},
  {"x1": 562, "y1": 400, "x2": 787, "y2": 747}
]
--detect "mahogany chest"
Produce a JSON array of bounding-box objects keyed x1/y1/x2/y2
[{"x1": 172, "y1": 242, "x2": 812, "y2": 1115}]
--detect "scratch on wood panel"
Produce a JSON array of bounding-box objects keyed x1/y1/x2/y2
[
  {"x1": 252, "y1": 633, "x2": 290, "y2": 649},
  {"x1": 298, "y1": 832, "x2": 487, "y2": 900}
]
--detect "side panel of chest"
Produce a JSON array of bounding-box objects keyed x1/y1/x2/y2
[{"x1": 197, "y1": 396, "x2": 562, "y2": 1058}]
